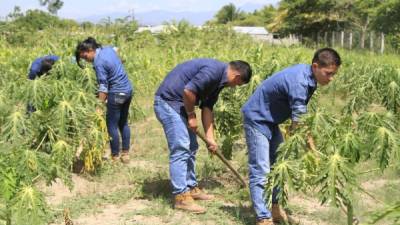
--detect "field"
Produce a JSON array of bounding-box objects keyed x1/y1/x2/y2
[{"x1": 0, "y1": 25, "x2": 400, "y2": 225}]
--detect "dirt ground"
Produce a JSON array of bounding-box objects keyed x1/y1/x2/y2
[{"x1": 43, "y1": 115, "x2": 398, "y2": 225}]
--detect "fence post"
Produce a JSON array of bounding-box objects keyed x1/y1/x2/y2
[
  {"x1": 341, "y1": 31, "x2": 344, "y2": 48},
  {"x1": 360, "y1": 30, "x2": 365, "y2": 49},
  {"x1": 324, "y1": 32, "x2": 328, "y2": 46},
  {"x1": 331, "y1": 31, "x2": 335, "y2": 47},
  {"x1": 291, "y1": 34, "x2": 295, "y2": 45},
  {"x1": 380, "y1": 32, "x2": 385, "y2": 54},
  {"x1": 370, "y1": 31, "x2": 374, "y2": 51},
  {"x1": 349, "y1": 32, "x2": 353, "y2": 49}
]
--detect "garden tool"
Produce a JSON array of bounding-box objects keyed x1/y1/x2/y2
[{"x1": 195, "y1": 131, "x2": 247, "y2": 188}]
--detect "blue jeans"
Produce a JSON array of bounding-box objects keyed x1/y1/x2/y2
[
  {"x1": 154, "y1": 96, "x2": 199, "y2": 195},
  {"x1": 244, "y1": 122, "x2": 282, "y2": 220},
  {"x1": 106, "y1": 92, "x2": 132, "y2": 156}
]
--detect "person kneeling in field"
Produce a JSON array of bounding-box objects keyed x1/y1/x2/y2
[
  {"x1": 154, "y1": 58, "x2": 252, "y2": 213},
  {"x1": 27, "y1": 55, "x2": 59, "y2": 113},
  {"x1": 75, "y1": 37, "x2": 133, "y2": 164},
  {"x1": 241, "y1": 48, "x2": 341, "y2": 225}
]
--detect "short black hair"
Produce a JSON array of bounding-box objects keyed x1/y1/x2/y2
[
  {"x1": 229, "y1": 60, "x2": 252, "y2": 83},
  {"x1": 75, "y1": 37, "x2": 102, "y2": 68},
  {"x1": 39, "y1": 58, "x2": 56, "y2": 75},
  {"x1": 312, "y1": 48, "x2": 341, "y2": 67}
]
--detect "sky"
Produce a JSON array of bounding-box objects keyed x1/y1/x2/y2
[{"x1": 0, "y1": 0, "x2": 279, "y2": 19}]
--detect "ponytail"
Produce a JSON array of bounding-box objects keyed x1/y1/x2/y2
[{"x1": 75, "y1": 37, "x2": 102, "y2": 68}]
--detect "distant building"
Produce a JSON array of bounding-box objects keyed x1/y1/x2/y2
[
  {"x1": 136, "y1": 25, "x2": 299, "y2": 45},
  {"x1": 137, "y1": 25, "x2": 169, "y2": 34},
  {"x1": 232, "y1": 26, "x2": 299, "y2": 45},
  {"x1": 232, "y1": 26, "x2": 273, "y2": 41}
]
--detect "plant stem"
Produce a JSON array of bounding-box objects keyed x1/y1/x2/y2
[{"x1": 347, "y1": 203, "x2": 354, "y2": 225}]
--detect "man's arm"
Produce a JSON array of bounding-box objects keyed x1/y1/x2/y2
[
  {"x1": 94, "y1": 60, "x2": 109, "y2": 103},
  {"x1": 183, "y1": 89, "x2": 198, "y2": 132},
  {"x1": 201, "y1": 107, "x2": 217, "y2": 153},
  {"x1": 287, "y1": 81, "x2": 309, "y2": 135},
  {"x1": 184, "y1": 65, "x2": 217, "y2": 130},
  {"x1": 183, "y1": 89, "x2": 218, "y2": 154},
  {"x1": 288, "y1": 85, "x2": 318, "y2": 152},
  {"x1": 28, "y1": 69, "x2": 37, "y2": 80}
]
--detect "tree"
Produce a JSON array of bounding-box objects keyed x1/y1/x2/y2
[
  {"x1": 39, "y1": 0, "x2": 63, "y2": 15},
  {"x1": 232, "y1": 14, "x2": 264, "y2": 26},
  {"x1": 258, "y1": 5, "x2": 277, "y2": 25},
  {"x1": 7, "y1": 6, "x2": 23, "y2": 21},
  {"x1": 373, "y1": 0, "x2": 400, "y2": 34},
  {"x1": 113, "y1": 15, "x2": 139, "y2": 41},
  {"x1": 347, "y1": 0, "x2": 382, "y2": 48},
  {"x1": 214, "y1": 3, "x2": 244, "y2": 24},
  {"x1": 268, "y1": 0, "x2": 348, "y2": 36},
  {"x1": 231, "y1": 5, "x2": 277, "y2": 27},
  {"x1": 12, "y1": 10, "x2": 70, "y2": 30}
]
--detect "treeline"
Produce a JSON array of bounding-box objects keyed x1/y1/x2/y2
[
  {"x1": 1, "y1": 1, "x2": 399, "y2": 51},
  {"x1": 210, "y1": 0, "x2": 400, "y2": 51},
  {"x1": 0, "y1": 7, "x2": 138, "y2": 45}
]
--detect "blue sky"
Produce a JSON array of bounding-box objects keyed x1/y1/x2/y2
[{"x1": 0, "y1": 0, "x2": 279, "y2": 19}]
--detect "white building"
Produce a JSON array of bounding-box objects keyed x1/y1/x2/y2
[
  {"x1": 137, "y1": 25, "x2": 169, "y2": 34},
  {"x1": 232, "y1": 26, "x2": 272, "y2": 41},
  {"x1": 136, "y1": 25, "x2": 298, "y2": 45},
  {"x1": 232, "y1": 26, "x2": 299, "y2": 45}
]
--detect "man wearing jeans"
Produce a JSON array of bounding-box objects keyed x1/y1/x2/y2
[
  {"x1": 154, "y1": 58, "x2": 252, "y2": 213},
  {"x1": 241, "y1": 48, "x2": 341, "y2": 225}
]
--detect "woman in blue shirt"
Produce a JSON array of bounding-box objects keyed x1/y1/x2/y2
[{"x1": 75, "y1": 37, "x2": 133, "y2": 163}]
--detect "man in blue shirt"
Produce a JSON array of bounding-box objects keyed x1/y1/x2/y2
[
  {"x1": 241, "y1": 48, "x2": 341, "y2": 225},
  {"x1": 28, "y1": 55, "x2": 59, "y2": 80},
  {"x1": 154, "y1": 58, "x2": 252, "y2": 213},
  {"x1": 76, "y1": 37, "x2": 133, "y2": 164},
  {"x1": 27, "y1": 55, "x2": 59, "y2": 113}
]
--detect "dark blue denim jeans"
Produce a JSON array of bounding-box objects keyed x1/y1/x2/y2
[{"x1": 106, "y1": 92, "x2": 132, "y2": 156}]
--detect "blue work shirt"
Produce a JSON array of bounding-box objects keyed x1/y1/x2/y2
[
  {"x1": 155, "y1": 58, "x2": 228, "y2": 116},
  {"x1": 28, "y1": 55, "x2": 59, "y2": 80},
  {"x1": 241, "y1": 64, "x2": 317, "y2": 139},
  {"x1": 93, "y1": 46, "x2": 132, "y2": 94}
]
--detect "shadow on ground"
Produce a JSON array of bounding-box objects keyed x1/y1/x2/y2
[
  {"x1": 141, "y1": 177, "x2": 172, "y2": 202},
  {"x1": 198, "y1": 177, "x2": 225, "y2": 190},
  {"x1": 220, "y1": 204, "x2": 255, "y2": 225},
  {"x1": 141, "y1": 176, "x2": 225, "y2": 201}
]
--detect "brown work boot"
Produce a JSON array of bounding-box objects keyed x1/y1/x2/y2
[
  {"x1": 111, "y1": 154, "x2": 120, "y2": 162},
  {"x1": 256, "y1": 218, "x2": 273, "y2": 225},
  {"x1": 120, "y1": 150, "x2": 130, "y2": 164},
  {"x1": 272, "y1": 203, "x2": 288, "y2": 223},
  {"x1": 190, "y1": 187, "x2": 214, "y2": 201},
  {"x1": 174, "y1": 191, "x2": 206, "y2": 214}
]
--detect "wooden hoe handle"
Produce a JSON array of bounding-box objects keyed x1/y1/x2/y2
[{"x1": 195, "y1": 131, "x2": 247, "y2": 188}]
